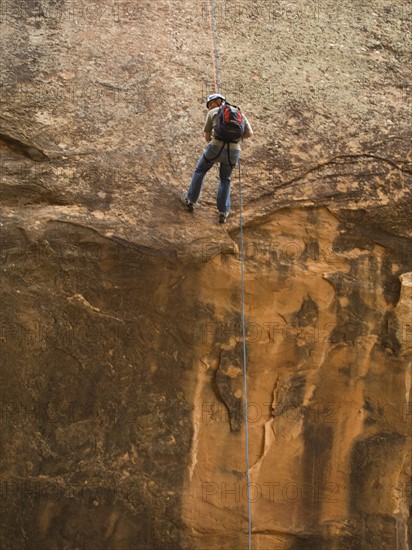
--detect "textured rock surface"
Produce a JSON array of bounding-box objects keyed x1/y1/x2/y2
[{"x1": 0, "y1": 1, "x2": 411, "y2": 549}]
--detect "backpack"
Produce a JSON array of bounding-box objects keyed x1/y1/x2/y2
[{"x1": 214, "y1": 102, "x2": 245, "y2": 143}]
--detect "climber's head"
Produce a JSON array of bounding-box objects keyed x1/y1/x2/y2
[{"x1": 206, "y1": 93, "x2": 225, "y2": 109}]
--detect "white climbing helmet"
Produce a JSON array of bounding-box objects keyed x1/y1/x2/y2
[{"x1": 206, "y1": 93, "x2": 225, "y2": 108}]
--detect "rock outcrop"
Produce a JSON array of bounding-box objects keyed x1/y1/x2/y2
[{"x1": 0, "y1": 1, "x2": 411, "y2": 548}]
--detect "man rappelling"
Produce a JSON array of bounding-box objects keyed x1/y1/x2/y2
[{"x1": 181, "y1": 93, "x2": 253, "y2": 224}]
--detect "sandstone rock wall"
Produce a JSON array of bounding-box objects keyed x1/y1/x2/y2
[{"x1": 0, "y1": 1, "x2": 411, "y2": 548}]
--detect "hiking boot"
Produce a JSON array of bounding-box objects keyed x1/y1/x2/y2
[
  {"x1": 218, "y1": 212, "x2": 229, "y2": 224},
  {"x1": 181, "y1": 193, "x2": 194, "y2": 212}
]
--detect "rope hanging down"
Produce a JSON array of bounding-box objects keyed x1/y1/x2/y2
[
  {"x1": 207, "y1": 0, "x2": 221, "y2": 92},
  {"x1": 238, "y1": 159, "x2": 253, "y2": 550},
  {"x1": 206, "y1": 2, "x2": 252, "y2": 548}
]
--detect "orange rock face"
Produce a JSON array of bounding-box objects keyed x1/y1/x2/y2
[
  {"x1": 0, "y1": 0, "x2": 411, "y2": 548},
  {"x1": 182, "y1": 208, "x2": 411, "y2": 549}
]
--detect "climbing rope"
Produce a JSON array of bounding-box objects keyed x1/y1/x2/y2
[
  {"x1": 206, "y1": 2, "x2": 252, "y2": 548},
  {"x1": 207, "y1": 0, "x2": 221, "y2": 92},
  {"x1": 238, "y1": 158, "x2": 252, "y2": 550}
]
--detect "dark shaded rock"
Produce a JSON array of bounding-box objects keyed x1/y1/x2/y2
[{"x1": 214, "y1": 348, "x2": 244, "y2": 433}]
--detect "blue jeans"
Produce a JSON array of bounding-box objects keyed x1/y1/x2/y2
[{"x1": 187, "y1": 143, "x2": 240, "y2": 213}]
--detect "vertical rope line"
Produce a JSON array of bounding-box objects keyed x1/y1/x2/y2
[
  {"x1": 206, "y1": 2, "x2": 252, "y2": 547},
  {"x1": 238, "y1": 158, "x2": 252, "y2": 550},
  {"x1": 207, "y1": 0, "x2": 220, "y2": 92}
]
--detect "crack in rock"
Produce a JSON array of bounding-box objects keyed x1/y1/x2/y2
[{"x1": 0, "y1": 133, "x2": 48, "y2": 161}]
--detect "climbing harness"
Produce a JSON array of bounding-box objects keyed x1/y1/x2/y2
[
  {"x1": 206, "y1": 2, "x2": 252, "y2": 548},
  {"x1": 203, "y1": 141, "x2": 236, "y2": 169}
]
